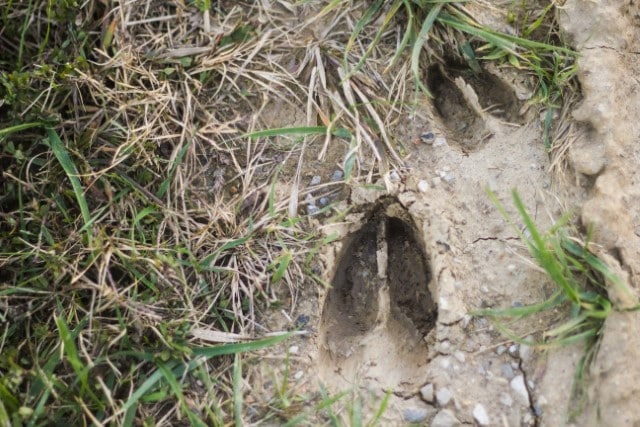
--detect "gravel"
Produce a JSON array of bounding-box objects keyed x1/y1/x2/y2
[
  {"x1": 310, "y1": 175, "x2": 321, "y2": 186},
  {"x1": 433, "y1": 136, "x2": 448, "y2": 147},
  {"x1": 510, "y1": 374, "x2": 530, "y2": 406},
  {"x1": 420, "y1": 383, "x2": 435, "y2": 403},
  {"x1": 436, "y1": 387, "x2": 453, "y2": 406},
  {"x1": 501, "y1": 363, "x2": 515, "y2": 379},
  {"x1": 431, "y1": 409, "x2": 460, "y2": 427},
  {"x1": 403, "y1": 408, "x2": 430, "y2": 424},
  {"x1": 331, "y1": 170, "x2": 343, "y2": 181},
  {"x1": 418, "y1": 180, "x2": 429, "y2": 192},
  {"x1": 473, "y1": 403, "x2": 490, "y2": 426},
  {"x1": 319, "y1": 197, "x2": 329, "y2": 207}
]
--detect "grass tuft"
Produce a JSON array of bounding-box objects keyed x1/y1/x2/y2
[{"x1": 474, "y1": 190, "x2": 639, "y2": 417}]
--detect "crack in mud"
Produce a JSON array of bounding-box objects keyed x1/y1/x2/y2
[{"x1": 517, "y1": 356, "x2": 540, "y2": 427}]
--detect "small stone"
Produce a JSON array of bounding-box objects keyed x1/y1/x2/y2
[
  {"x1": 512, "y1": 301, "x2": 524, "y2": 308},
  {"x1": 453, "y1": 351, "x2": 466, "y2": 363},
  {"x1": 436, "y1": 387, "x2": 453, "y2": 406},
  {"x1": 420, "y1": 384, "x2": 435, "y2": 403},
  {"x1": 439, "y1": 357, "x2": 451, "y2": 370},
  {"x1": 507, "y1": 264, "x2": 517, "y2": 273},
  {"x1": 486, "y1": 177, "x2": 498, "y2": 192},
  {"x1": 310, "y1": 175, "x2": 321, "y2": 186},
  {"x1": 319, "y1": 197, "x2": 329, "y2": 207},
  {"x1": 331, "y1": 170, "x2": 343, "y2": 181},
  {"x1": 289, "y1": 345, "x2": 299, "y2": 354},
  {"x1": 438, "y1": 340, "x2": 451, "y2": 353},
  {"x1": 294, "y1": 371, "x2": 304, "y2": 380},
  {"x1": 418, "y1": 180, "x2": 429, "y2": 193},
  {"x1": 442, "y1": 173, "x2": 455, "y2": 184},
  {"x1": 390, "y1": 170, "x2": 401, "y2": 182},
  {"x1": 307, "y1": 204, "x2": 319, "y2": 215},
  {"x1": 508, "y1": 344, "x2": 519, "y2": 357},
  {"x1": 431, "y1": 409, "x2": 460, "y2": 427},
  {"x1": 420, "y1": 132, "x2": 435, "y2": 143},
  {"x1": 510, "y1": 375, "x2": 530, "y2": 406},
  {"x1": 433, "y1": 136, "x2": 448, "y2": 147},
  {"x1": 295, "y1": 314, "x2": 310, "y2": 328},
  {"x1": 496, "y1": 345, "x2": 507, "y2": 355},
  {"x1": 499, "y1": 393, "x2": 513, "y2": 407},
  {"x1": 403, "y1": 408, "x2": 429, "y2": 423},
  {"x1": 473, "y1": 403, "x2": 490, "y2": 426},
  {"x1": 501, "y1": 363, "x2": 515, "y2": 379},
  {"x1": 533, "y1": 403, "x2": 543, "y2": 416},
  {"x1": 520, "y1": 336, "x2": 534, "y2": 362}
]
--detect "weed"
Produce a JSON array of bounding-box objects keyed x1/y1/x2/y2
[{"x1": 474, "y1": 190, "x2": 638, "y2": 417}]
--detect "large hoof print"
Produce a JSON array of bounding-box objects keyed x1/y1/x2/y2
[
  {"x1": 318, "y1": 200, "x2": 436, "y2": 390},
  {"x1": 426, "y1": 62, "x2": 526, "y2": 150}
]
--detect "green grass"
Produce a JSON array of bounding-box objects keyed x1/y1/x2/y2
[{"x1": 474, "y1": 190, "x2": 639, "y2": 418}]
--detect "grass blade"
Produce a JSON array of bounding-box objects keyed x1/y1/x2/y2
[
  {"x1": 233, "y1": 354, "x2": 243, "y2": 427},
  {"x1": 46, "y1": 128, "x2": 92, "y2": 246},
  {"x1": 412, "y1": 3, "x2": 444, "y2": 96}
]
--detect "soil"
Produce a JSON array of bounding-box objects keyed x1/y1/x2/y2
[{"x1": 250, "y1": 1, "x2": 640, "y2": 426}]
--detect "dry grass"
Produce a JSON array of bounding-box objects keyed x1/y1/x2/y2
[{"x1": 0, "y1": 0, "x2": 579, "y2": 425}]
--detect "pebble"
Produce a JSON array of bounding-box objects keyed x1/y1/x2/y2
[
  {"x1": 319, "y1": 197, "x2": 329, "y2": 207},
  {"x1": 508, "y1": 344, "x2": 519, "y2": 358},
  {"x1": 431, "y1": 409, "x2": 460, "y2": 427},
  {"x1": 501, "y1": 363, "x2": 515, "y2": 379},
  {"x1": 439, "y1": 357, "x2": 452, "y2": 370},
  {"x1": 389, "y1": 170, "x2": 400, "y2": 182},
  {"x1": 510, "y1": 375, "x2": 530, "y2": 406},
  {"x1": 436, "y1": 387, "x2": 453, "y2": 406},
  {"x1": 307, "y1": 204, "x2": 319, "y2": 215},
  {"x1": 496, "y1": 345, "x2": 507, "y2": 355},
  {"x1": 433, "y1": 136, "x2": 448, "y2": 147},
  {"x1": 294, "y1": 371, "x2": 303, "y2": 380},
  {"x1": 520, "y1": 336, "x2": 534, "y2": 362},
  {"x1": 499, "y1": 393, "x2": 513, "y2": 407},
  {"x1": 403, "y1": 408, "x2": 429, "y2": 424},
  {"x1": 453, "y1": 351, "x2": 466, "y2": 363},
  {"x1": 420, "y1": 383, "x2": 435, "y2": 403},
  {"x1": 289, "y1": 345, "x2": 299, "y2": 354},
  {"x1": 418, "y1": 180, "x2": 429, "y2": 192},
  {"x1": 310, "y1": 175, "x2": 321, "y2": 186},
  {"x1": 420, "y1": 132, "x2": 435, "y2": 143},
  {"x1": 473, "y1": 403, "x2": 490, "y2": 426},
  {"x1": 331, "y1": 170, "x2": 343, "y2": 181},
  {"x1": 438, "y1": 340, "x2": 451, "y2": 353},
  {"x1": 295, "y1": 314, "x2": 310, "y2": 328}
]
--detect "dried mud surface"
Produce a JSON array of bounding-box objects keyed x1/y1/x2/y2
[{"x1": 253, "y1": 1, "x2": 640, "y2": 426}]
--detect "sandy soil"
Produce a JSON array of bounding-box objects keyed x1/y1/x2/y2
[{"x1": 250, "y1": 1, "x2": 640, "y2": 425}]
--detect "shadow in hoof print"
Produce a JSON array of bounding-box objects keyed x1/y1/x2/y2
[
  {"x1": 318, "y1": 200, "x2": 436, "y2": 390},
  {"x1": 426, "y1": 61, "x2": 525, "y2": 151}
]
